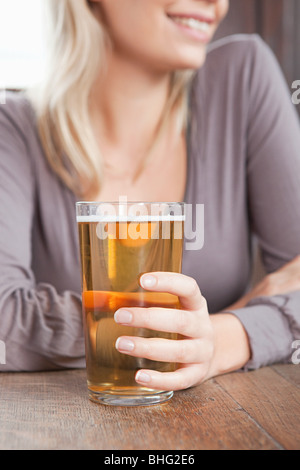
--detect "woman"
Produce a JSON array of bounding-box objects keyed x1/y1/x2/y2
[{"x1": 0, "y1": 0, "x2": 300, "y2": 392}]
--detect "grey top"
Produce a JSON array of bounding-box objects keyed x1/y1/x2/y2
[{"x1": 1, "y1": 35, "x2": 300, "y2": 372}]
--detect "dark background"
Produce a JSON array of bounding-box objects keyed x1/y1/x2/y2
[{"x1": 215, "y1": 0, "x2": 300, "y2": 115}]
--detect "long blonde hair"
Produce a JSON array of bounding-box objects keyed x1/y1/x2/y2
[{"x1": 30, "y1": 0, "x2": 194, "y2": 198}]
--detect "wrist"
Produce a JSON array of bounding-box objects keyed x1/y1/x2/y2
[{"x1": 207, "y1": 313, "x2": 251, "y2": 379}]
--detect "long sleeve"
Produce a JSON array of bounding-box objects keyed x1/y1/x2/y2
[
  {"x1": 228, "y1": 37, "x2": 300, "y2": 369},
  {"x1": 0, "y1": 99, "x2": 85, "y2": 372}
]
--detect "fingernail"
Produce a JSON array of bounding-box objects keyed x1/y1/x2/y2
[
  {"x1": 114, "y1": 310, "x2": 133, "y2": 324},
  {"x1": 136, "y1": 371, "x2": 151, "y2": 384},
  {"x1": 141, "y1": 274, "x2": 157, "y2": 289},
  {"x1": 115, "y1": 338, "x2": 135, "y2": 352}
]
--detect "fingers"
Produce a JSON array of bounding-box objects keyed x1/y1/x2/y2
[
  {"x1": 115, "y1": 336, "x2": 214, "y2": 364},
  {"x1": 114, "y1": 306, "x2": 211, "y2": 338},
  {"x1": 113, "y1": 273, "x2": 211, "y2": 391},
  {"x1": 135, "y1": 364, "x2": 207, "y2": 392},
  {"x1": 139, "y1": 272, "x2": 205, "y2": 311}
]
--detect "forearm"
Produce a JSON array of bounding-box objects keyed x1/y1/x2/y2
[
  {"x1": 207, "y1": 313, "x2": 251, "y2": 379},
  {"x1": 0, "y1": 283, "x2": 85, "y2": 371}
]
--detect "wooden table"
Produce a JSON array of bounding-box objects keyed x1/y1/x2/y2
[{"x1": 0, "y1": 365, "x2": 299, "y2": 450}]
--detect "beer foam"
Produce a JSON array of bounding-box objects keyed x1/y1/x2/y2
[{"x1": 77, "y1": 215, "x2": 185, "y2": 223}]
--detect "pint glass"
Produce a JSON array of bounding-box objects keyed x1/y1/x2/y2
[{"x1": 76, "y1": 201, "x2": 185, "y2": 406}]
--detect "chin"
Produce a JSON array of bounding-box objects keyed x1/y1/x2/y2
[{"x1": 170, "y1": 47, "x2": 208, "y2": 71}]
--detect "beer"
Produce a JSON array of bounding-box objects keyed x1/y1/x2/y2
[{"x1": 77, "y1": 202, "x2": 185, "y2": 405}]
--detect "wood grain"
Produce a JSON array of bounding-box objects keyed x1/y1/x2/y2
[
  {"x1": 216, "y1": 365, "x2": 300, "y2": 450},
  {"x1": 1, "y1": 367, "x2": 297, "y2": 450},
  {"x1": 271, "y1": 364, "x2": 300, "y2": 387}
]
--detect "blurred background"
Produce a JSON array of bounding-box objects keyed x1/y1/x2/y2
[
  {"x1": 0, "y1": 0, "x2": 46, "y2": 89},
  {"x1": 0, "y1": 0, "x2": 299, "y2": 114},
  {"x1": 216, "y1": 0, "x2": 300, "y2": 89}
]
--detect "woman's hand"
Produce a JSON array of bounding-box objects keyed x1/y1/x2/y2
[
  {"x1": 114, "y1": 272, "x2": 215, "y2": 391},
  {"x1": 228, "y1": 255, "x2": 300, "y2": 311}
]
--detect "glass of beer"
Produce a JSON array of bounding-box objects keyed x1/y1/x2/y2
[{"x1": 76, "y1": 200, "x2": 185, "y2": 406}]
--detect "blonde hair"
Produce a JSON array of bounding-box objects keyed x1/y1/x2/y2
[{"x1": 30, "y1": 0, "x2": 194, "y2": 198}]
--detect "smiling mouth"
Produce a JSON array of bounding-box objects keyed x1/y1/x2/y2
[{"x1": 167, "y1": 14, "x2": 214, "y2": 34}]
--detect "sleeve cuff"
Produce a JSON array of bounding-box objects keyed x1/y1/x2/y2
[{"x1": 227, "y1": 296, "x2": 295, "y2": 370}]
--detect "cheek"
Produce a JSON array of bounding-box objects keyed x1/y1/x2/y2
[
  {"x1": 217, "y1": 0, "x2": 230, "y2": 22},
  {"x1": 102, "y1": 2, "x2": 158, "y2": 52}
]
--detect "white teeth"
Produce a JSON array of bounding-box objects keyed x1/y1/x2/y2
[{"x1": 171, "y1": 17, "x2": 210, "y2": 33}]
